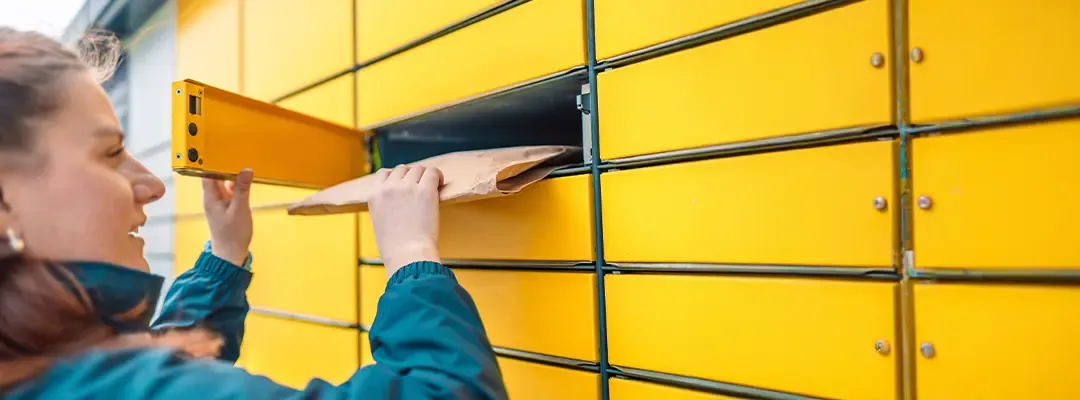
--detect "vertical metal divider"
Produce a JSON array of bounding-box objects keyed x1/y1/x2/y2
[
  {"x1": 891, "y1": 0, "x2": 916, "y2": 398},
  {"x1": 584, "y1": 1, "x2": 611, "y2": 399},
  {"x1": 352, "y1": 0, "x2": 365, "y2": 369}
]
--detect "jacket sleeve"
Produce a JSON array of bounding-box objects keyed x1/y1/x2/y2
[
  {"x1": 150, "y1": 244, "x2": 253, "y2": 363},
  {"x1": 44, "y1": 261, "x2": 507, "y2": 400}
]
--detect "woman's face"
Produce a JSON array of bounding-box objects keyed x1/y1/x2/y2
[{"x1": 0, "y1": 71, "x2": 166, "y2": 271}]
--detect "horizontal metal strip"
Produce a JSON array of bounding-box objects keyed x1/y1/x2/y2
[
  {"x1": 249, "y1": 306, "x2": 361, "y2": 329},
  {"x1": 610, "y1": 262, "x2": 899, "y2": 280},
  {"x1": 907, "y1": 104, "x2": 1080, "y2": 136},
  {"x1": 493, "y1": 346, "x2": 599, "y2": 373},
  {"x1": 911, "y1": 268, "x2": 1080, "y2": 283},
  {"x1": 600, "y1": 125, "x2": 896, "y2": 171},
  {"x1": 365, "y1": 66, "x2": 587, "y2": 130},
  {"x1": 270, "y1": 0, "x2": 531, "y2": 105},
  {"x1": 547, "y1": 165, "x2": 592, "y2": 178},
  {"x1": 609, "y1": 365, "x2": 824, "y2": 400},
  {"x1": 359, "y1": 258, "x2": 597, "y2": 272},
  {"x1": 598, "y1": 0, "x2": 860, "y2": 70}
]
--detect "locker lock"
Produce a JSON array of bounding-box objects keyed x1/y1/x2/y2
[
  {"x1": 910, "y1": 47, "x2": 925, "y2": 63},
  {"x1": 917, "y1": 195, "x2": 933, "y2": 210},
  {"x1": 870, "y1": 52, "x2": 885, "y2": 68},
  {"x1": 920, "y1": 342, "x2": 936, "y2": 358},
  {"x1": 873, "y1": 196, "x2": 888, "y2": 211},
  {"x1": 874, "y1": 339, "x2": 891, "y2": 355}
]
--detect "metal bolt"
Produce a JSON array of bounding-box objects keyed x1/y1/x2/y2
[
  {"x1": 175, "y1": 89, "x2": 181, "y2": 95},
  {"x1": 870, "y1": 52, "x2": 885, "y2": 68},
  {"x1": 917, "y1": 195, "x2": 933, "y2": 210},
  {"x1": 187, "y1": 148, "x2": 199, "y2": 163},
  {"x1": 873, "y1": 196, "x2": 888, "y2": 211},
  {"x1": 198, "y1": 158, "x2": 203, "y2": 165},
  {"x1": 920, "y1": 342, "x2": 935, "y2": 358},
  {"x1": 874, "y1": 339, "x2": 891, "y2": 355},
  {"x1": 910, "y1": 47, "x2": 925, "y2": 63},
  {"x1": 175, "y1": 153, "x2": 181, "y2": 160},
  {"x1": 188, "y1": 122, "x2": 198, "y2": 136}
]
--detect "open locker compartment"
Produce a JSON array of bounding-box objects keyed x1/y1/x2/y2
[
  {"x1": 367, "y1": 68, "x2": 590, "y2": 170},
  {"x1": 285, "y1": 69, "x2": 592, "y2": 216}
]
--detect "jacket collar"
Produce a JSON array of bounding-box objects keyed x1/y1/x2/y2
[{"x1": 59, "y1": 261, "x2": 163, "y2": 333}]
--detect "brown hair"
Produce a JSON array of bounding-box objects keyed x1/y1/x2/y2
[{"x1": 0, "y1": 27, "x2": 219, "y2": 391}]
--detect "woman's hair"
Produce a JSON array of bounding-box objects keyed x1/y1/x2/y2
[{"x1": 0, "y1": 27, "x2": 220, "y2": 391}]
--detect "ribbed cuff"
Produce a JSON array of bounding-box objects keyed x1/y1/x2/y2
[
  {"x1": 386, "y1": 261, "x2": 456, "y2": 289},
  {"x1": 194, "y1": 252, "x2": 253, "y2": 289}
]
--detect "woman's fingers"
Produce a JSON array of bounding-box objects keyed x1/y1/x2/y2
[
  {"x1": 403, "y1": 165, "x2": 426, "y2": 184},
  {"x1": 388, "y1": 164, "x2": 409, "y2": 181},
  {"x1": 419, "y1": 166, "x2": 443, "y2": 190}
]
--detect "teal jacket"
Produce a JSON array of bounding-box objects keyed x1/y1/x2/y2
[{"x1": 5, "y1": 247, "x2": 507, "y2": 399}]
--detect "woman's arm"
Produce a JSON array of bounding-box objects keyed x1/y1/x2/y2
[
  {"x1": 150, "y1": 245, "x2": 251, "y2": 363},
  {"x1": 42, "y1": 260, "x2": 505, "y2": 400},
  {"x1": 150, "y1": 169, "x2": 255, "y2": 363}
]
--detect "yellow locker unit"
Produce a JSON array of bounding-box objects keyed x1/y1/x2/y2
[
  {"x1": 907, "y1": 0, "x2": 1080, "y2": 123},
  {"x1": 355, "y1": 0, "x2": 501, "y2": 62},
  {"x1": 355, "y1": 0, "x2": 585, "y2": 126},
  {"x1": 609, "y1": 379, "x2": 738, "y2": 400},
  {"x1": 594, "y1": 0, "x2": 803, "y2": 60},
  {"x1": 360, "y1": 266, "x2": 597, "y2": 361},
  {"x1": 237, "y1": 314, "x2": 359, "y2": 389},
  {"x1": 912, "y1": 118, "x2": 1080, "y2": 270},
  {"x1": 499, "y1": 357, "x2": 598, "y2": 399},
  {"x1": 242, "y1": 0, "x2": 354, "y2": 101},
  {"x1": 359, "y1": 175, "x2": 594, "y2": 263},
  {"x1": 914, "y1": 283, "x2": 1080, "y2": 399},
  {"x1": 607, "y1": 274, "x2": 899, "y2": 399},
  {"x1": 603, "y1": 141, "x2": 897, "y2": 268},
  {"x1": 597, "y1": 0, "x2": 892, "y2": 160}
]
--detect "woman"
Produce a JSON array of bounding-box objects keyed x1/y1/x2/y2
[{"x1": 0, "y1": 27, "x2": 506, "y2": 399}]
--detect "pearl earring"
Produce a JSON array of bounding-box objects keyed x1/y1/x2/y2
[{"x1": 6, "y1": 227, "x2": 23, "y2": 253}]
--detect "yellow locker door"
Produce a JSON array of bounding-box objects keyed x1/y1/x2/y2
[
  {"x1": 912, "y1": 119, "x2": 1080, "y2": 270},
  {"x1": 498, "y1": 358, "x2": 597, "y2": 400},
  {"x1": 607, "y1": 274, "x2": 898, "y2": 399},
  {"x1": 914, "y1": 283, "x2": 1080, "y2": 399},
  {"x1": 908, "y1": 0, "x2": 1080, "y2": 123},
  {"x1": 242, "y1": 0, "x2": 353, "y2": 101},
  {"x1": 610, "y1": 379, "x2": 738, "y2": 400},
  {"x1": 237, "y1": 314, "x2": 358, "y2": 389}
]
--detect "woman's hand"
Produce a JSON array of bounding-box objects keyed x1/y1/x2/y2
[
  {"x1": 202, "y1": 169, "x2": 254, "y2": 267},
  {"x1": 368, "y1": 165, "x2": 442, "y2": 277}
]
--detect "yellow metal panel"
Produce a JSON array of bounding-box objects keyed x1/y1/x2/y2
[
  {"x1": 610, "y1": 379, "x2": 737, "y2": 400},
  {"x1": 242, "y1": 0, "x2": 353, "y2": 101},
  {"x1": 912, "y1": 119, "x2": 1080, "y2": 269},
  {"x1": 498, "y1": 357, "x2": 597, "y2": 400},
  {"x1": 356, "y1": 0, "x2": 585, "y2": 126},
  {"x1": 171, "y1": 80, "x2": 368, "y2": 189},
  {"x1": 359, "y1": 176, "x2": 593, "y2": 262},
  {"x1": 594, "y1": 0, "x2": 801, "y2": 60},
  {"x1": 360, "y1": 332, "x2": 373, "y2": 366},
  {"x1": 359, "y1": 264, "x2": 384, "y2": 325},
  {"x1": 603, "y1": 141, "x2": 896, "y2": 267},
  {"x1": 597, "y1": 0, "x2": 891, "y2": 160},
  {"x1": 175, "y1": 211, "x2": 357, "y2": 321},
  {"x1": 908, "y1": 0, "x2": 1080, "y2": 123},
  {"x1": 914, "y1": 283, "x2": 1080, "y2": 399},
  {"x1": 277, "y1": 73, "x2": 356, "y2": 130},
  {"x1": 173, "y1": 217, "x2": 209, "y2": 276},
  {"x1": 355, "y1": 0, "x2": 499, "y2": 62},
  {"x1": 359, "y1": 266, "x2": 596, "y2": 361},
  {"x1": 236, "y1": 314, "x2": 358, "y2": 389},
  {"x1": 177, "y1": 0, "x2": 239, "y2": 91},
  {"x1": 607, "y1": 275, "x2": 898, "y2": 399},
  {"x1": 173, "y1": 75, "x2": 355, "y2": 215}
]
